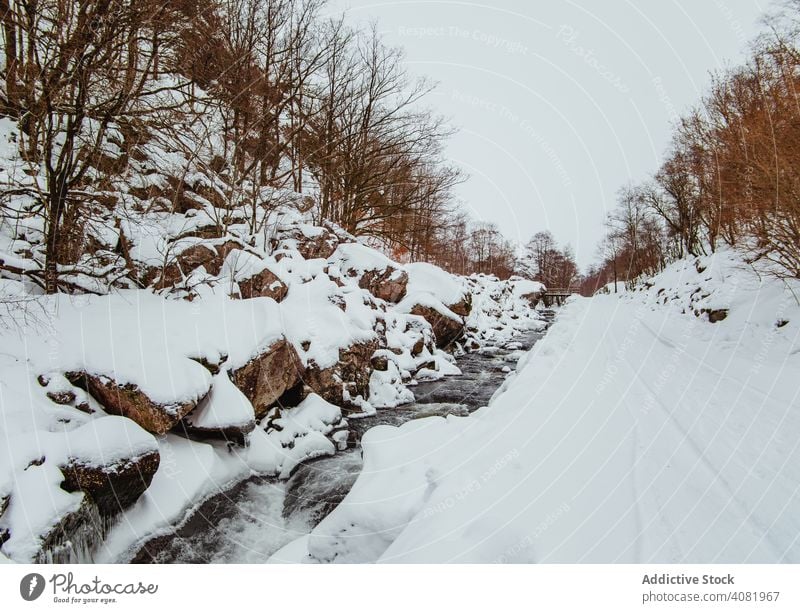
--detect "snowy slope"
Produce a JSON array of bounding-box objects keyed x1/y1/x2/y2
[{"x1": 275, "y1": 251, "x2": 800, "y2": 563}]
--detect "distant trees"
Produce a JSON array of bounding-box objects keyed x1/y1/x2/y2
[
  {"x1": 584, "y1": 2, "x2": 800, "y2": 291},
  {"x1": 515, "y1": 230, "x2": 578, "y2": 288},
  {"x1": 399, "y1": 216, "x2": 516, "y2": 278}
]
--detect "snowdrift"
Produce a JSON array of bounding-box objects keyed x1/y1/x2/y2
[{"x1": 273, "y1": 250, "x2": 800, "y2": 563}]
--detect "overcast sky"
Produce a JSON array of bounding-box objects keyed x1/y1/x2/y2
[{"x1": 326, "y1": 0, "x2": 768, "y2": 269}]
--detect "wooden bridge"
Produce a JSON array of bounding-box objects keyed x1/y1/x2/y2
[{"x1": 541, "y1": 287, "x2": 577, "y2": 307}]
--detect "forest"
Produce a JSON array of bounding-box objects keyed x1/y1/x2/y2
[
  {"x1": 0, "y1": 0, "x2": 534, "y2": 293},
  {"x1": 581, "y1": 2, "x2": 800, "y2": 294}
]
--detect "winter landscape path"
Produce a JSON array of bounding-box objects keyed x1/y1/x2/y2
[{"x1": 283, "y1": 286, "x2": 800, "y2": 563}]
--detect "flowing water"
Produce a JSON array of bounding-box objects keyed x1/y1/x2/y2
[{"x1": 131, "y1": 321, "x2": 551, "y2": 563}]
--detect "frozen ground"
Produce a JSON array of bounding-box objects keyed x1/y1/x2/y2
[{"x1": 276, "y1": 251, "x2": 800, "y2": 563}]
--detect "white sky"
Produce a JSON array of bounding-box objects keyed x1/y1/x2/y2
[{"x1": 325, "y1": 0, "x2": 768, "y2": 268}]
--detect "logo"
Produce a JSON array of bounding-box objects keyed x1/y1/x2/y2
[{"x1": 20, "y1": 573, "x2": 45, "y2": 601}]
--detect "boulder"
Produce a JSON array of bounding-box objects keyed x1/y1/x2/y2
[
  {"x1": 303, "y1": 339, "x2": 379, "y2": 411},
  {"x1": 222, "y1": 249, "x2": 289, "y2": 302},
  {"x1": 359, "y1": 267, "x2": 408, "y2": 303},
  {"x1": 237, "y1": 266, "x2": 288, "y2": 302},
  {"x1": 230, "y1": 339, "x2": 304, "y2": 418},
  {"x1": 705, "y1": 308, "x2": 729, "y2": 323},
  {"x1": 447, "y1": 293, "x2": 473, "y2": 317},
  {"x1": 370, "y1": 353, "x2": 390, "y2": 372},
  {"x1": 68, "y1": 372, "x2": 202, "y2": 435},
  {"x1": 156, "y1": 240, "x2": 240, "y2": 289},
  {"x1": 410, "y1": 305, "x2": 465, "y2": 349},
  {"x1": 281, "y1": 226, "x2": 339, "y2": 260},
  {"x1": 59, "y1": 450, "x2": 160, "y2": 517}
]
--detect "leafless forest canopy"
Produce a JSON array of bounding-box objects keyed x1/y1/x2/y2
[
  {"x1": 581, "y1": 2, "x2": 800, "y2": 294},
  {"x1": 2, "y1": 1, "x2": 800, "y2": 295},
  {"x1": 0, "y1": 0, "x2": 531, "y2": 293}
]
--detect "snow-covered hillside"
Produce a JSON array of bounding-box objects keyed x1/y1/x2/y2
[
  {"x1": 272, "y1": 250, "x2": 800, "y2": 563},
  {"x1": 0, "y1": 154, "x2": 545, "y2": 563}
]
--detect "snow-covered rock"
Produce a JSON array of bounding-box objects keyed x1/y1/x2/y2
[
  {"x1": 229, "y1": 338, "x2": 303, "y2": 418},
  {"x1": 181, "y1": 370, "x2": 256, "y2": 443},
  {"x1": 0, "y1": 107, "x2": 549, "y2": 563}
]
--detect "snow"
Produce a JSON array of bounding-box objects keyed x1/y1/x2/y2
[
  {"x1": 184, "y1": 371, "x2": 255, "y2": 430},
  {"x1": 0, "y1": 291, "x2": 291, "y2": 409},
  {"x1": 0, "y1": 107, "x2": 557, "y2": 563},
  {"x1": 510, "y1": 278, "x2": 546, "y2": 298},
  {"x1": 404, "y1": 262, "x2": 467, "y2": 306},
  {"x1": 279, "y1": 252, "x2": 800, "y2": 563},
  {"x1": 463, "y1": 274, "x2": 547, "y2": 347},
  {"x1": 0, "y1": 463, "x2": 85, "y2": 562},
  {"x1": 369, "y1": 362, "x2": 415, "y2": 408},
  {"x1": 62, "y1": 416, "x2": 158, "y2": 467},
  {"x1": 222, "y1": 249, "x2": 288, "y2": 289},
  {"x1": 96, "y1": 393, "x2": 346, "y2": 561},
  {"x1": 280, "y1": 274, "x2": 377, "y2": 369},
  {"x1": 329, "y1": 242, "x2": 395, "y2": 276},
  {"x1": 96, "y1": 434, "x2": 236, "y2": 562}
]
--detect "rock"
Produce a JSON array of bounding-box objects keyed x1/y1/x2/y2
[
  {"x1": 230, "y1": 339, "x2": 304, "y2": 418},
  {"x1": 463, "y1": 338, "x2": 481, "y2": 352},
  {"x1": 402, "y1": 314, "x2": 435, "y2": 356},
  {"x1": 413, "y1": 360, "x2": 436, "y2": 375},
  {"x1": 447, "y1": 293, "x2": 473, "y2": 317},
  {"x1": 34, "y1": 496, "x2": 104, "y2": 563},
  {"x1": 59, "y1": 451, "x2": 160, "y2": 517},
  {"x1": 706, "y1": 308, "x2": 729, "y2": 323},
  {"x1": 156, "y1": 240, "x2": 240, "y2": 289},
  {"x1": 178, "y1": 420, "x2": 254, "y2": 446},
  {"x1": 370, "y1": 354, "x2": 389, "y2": 371},
  {"x1": 189, "y1": 354, "x2": 227, "y2": 375},
  {"x1": 282, "y1": 226, "x2": 339, "y2": 260},
  {"x1": 47, "y1": 390, "x2": 76, "y2": 405},
  {"x1": 303, "y1": 339, "x2": 379, "y2": 411},
  {"x1": 359, "y1": 267, "x2": 408, "y2": 303},
  {"x1": 68, "y1": 372, "x2": 202, "y2": 435},
  {"x1": 0, "y1": 493, "x2": 8, "y2": 544},
  {"x1": 237, "y1": 266, "x2": 288, "y2": 302},
  {"x1": 409, "y1": 305, "x2": 465, "y2": 349},
  {"x1": 520, "y1": 291, "x2": 543, "y2": 308}
]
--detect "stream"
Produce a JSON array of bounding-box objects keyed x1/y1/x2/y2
[{"x1": 130, "y1": 317, "x2": 551, "y2": 563}]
